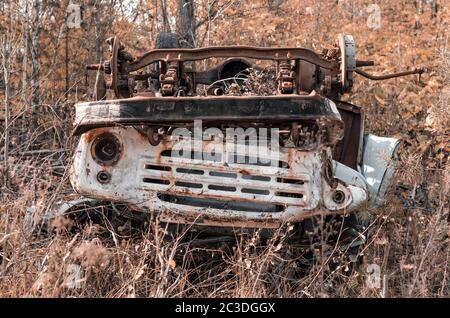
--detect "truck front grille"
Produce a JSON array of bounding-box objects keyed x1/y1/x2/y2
[{"x1": 139, "y1": 147, "x2": 310, "y2": 210}]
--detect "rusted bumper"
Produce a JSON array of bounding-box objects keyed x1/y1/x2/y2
[{"x1": 72, "y1": 94, "x2": 343, "y2": 135}]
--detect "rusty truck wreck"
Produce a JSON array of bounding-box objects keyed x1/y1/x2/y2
[{"x1": 70, "y1": 34, "x2": 422, "y2": 240}]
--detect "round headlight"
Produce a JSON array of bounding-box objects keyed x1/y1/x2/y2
[{"x1": 91, "y1": 133, "x2": 121, "y2": 165}]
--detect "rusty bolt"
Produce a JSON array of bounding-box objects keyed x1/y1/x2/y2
[{"x1": 97, "y1": 171, "x2": 111, "y2": 184}]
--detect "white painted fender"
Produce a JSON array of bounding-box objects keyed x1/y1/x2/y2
[{"x1": 361, "y1": 134, "x2": 401, "y2": 205}]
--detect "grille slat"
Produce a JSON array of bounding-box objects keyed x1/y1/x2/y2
[
  {"x1": 141, "y1": 169, "x2": 306, "y2": 193},
  {"x1": 157, "y1": 156, "x2": 302, "y2": 178}
]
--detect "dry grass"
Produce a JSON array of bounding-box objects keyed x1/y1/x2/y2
[
  {"x1": 0, "y1": 65, "x2": 448, "y2": 298},
  {"x1": 0, "y1": 1, "x2": 449, "y2": 298}
]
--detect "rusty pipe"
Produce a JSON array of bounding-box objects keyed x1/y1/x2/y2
[
  {"x1": 355, "y1": 68, "x2": 424, "y2": 80},
  {"x1": 355, "y1": 60, "x2": 375, "y2": 67}
]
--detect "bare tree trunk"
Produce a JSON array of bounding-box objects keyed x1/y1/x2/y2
[
  {"x1": 65, "y1": 28, "x2": 69, "y2": 100},
  {"x1": 153, "y1": 0, "x2": 159, "y2": 33},
  {"x1": 430, "y1": 0, "x2": 438, "y2": 19},
  {"x1": 417, "y1": 0, "x2": 424, "y2": 14},
  {"x1": 315, "y1": 0, "x2": 320, "y2": 31},
  {"x1": 21, "y1": 1, "x2": 29, "y2": 108},
  {"x1": 160, "y1": 0, "x2": 170, "y2": 32},
  {"x1": 31, "y1": 0, "x2": 41, "y2": 130},
  {"x1": 178, "y1": 0, "x2": 196, "y2": 47},
  {"x1": 1, "y1": 36, "x2": 11, "y2": 187},
  {"x1": 93, "y1": 2, "x2": 104, "y2": 61},
  {"x1": 20, "y1": 1, "x2": 30, "y2": 144}
]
